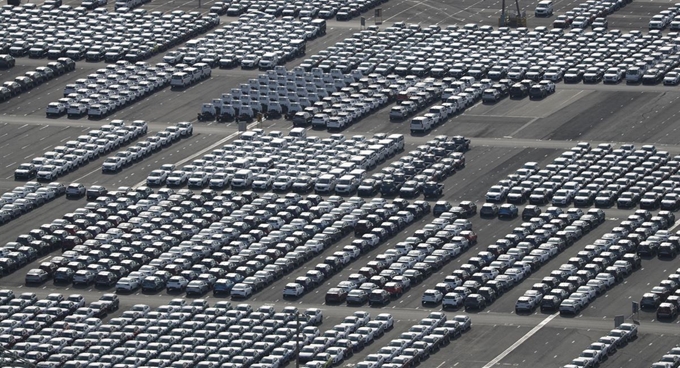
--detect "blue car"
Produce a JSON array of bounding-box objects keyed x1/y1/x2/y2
[{"x1": 498, "y1": 204, "x2": 518, "y2": 219}]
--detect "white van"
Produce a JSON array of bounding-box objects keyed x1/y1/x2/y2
[
  {"x1": 230, "y1": 169, "x2": 254, "y2": 189},
  {"x1": 410, "y1": 116, "x2": 432, "y2": 134},
  {"x1": 535, "y1": 0, "x2": 553, "y2": 16},
  {"x1": 171, "y1": 72, "x2": 191, "y2": 88},
  {"x1": 289, "y1": 127, "x2": 307, "y2": 139},
  {"x1": 349, "y1": 168, "x2": 367, "y2": 181},
  {"x1": 259, "y1": 53, "x2": 279, "y2": 70},
  {"x1": 315, "y1": 174, "x2": 337, "y2": 194}
]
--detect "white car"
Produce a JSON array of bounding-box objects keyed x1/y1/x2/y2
[
  {"x1": 375, "y1": 313, "x2": 394, "y2": 330},
  {"x1": 576, "y1": 286, "x2": 597, "y2": 300},
  {"x1": 146, "y1": 170, "x2": 168, "y2": 186},
  {"x1": 36, "y1": 165, "x2": 59, "y2": 181},
  {"x1": 177, "y1": 121, "x2": 193, "y2": 136},
  {"x1": 515, "y1": 296, "x2": 538, "y2": 313},
  {"x1": 617, "y1": 323, "x2": 638, "y2": 339},
  {"x1": 588, "y1": 342, "x2": 616, "y2": 357},
  {"x1": 46, "y1": 102, "x2": 66, "y2": 117},
  {"x1": 283, "y1": 283, "x2": 304, "y2": 298},
  {"x1": 116, "y1": 277, "x2": 139, "y2": 292},
  {"x1": 422, "y1": 289, "x2": 444, "y2": 305},
  {"x1": 102, "y1": 157, "x2": 124, "y2": 173},
  {"x1": 231, "y1": 283, "x2": 253, "y2": 298},
  {"x1": 594, "y1": 273, "x2": 615, "y2": 288},
  {"x1": 580, "y1": 349, "x2": 605, "y2": 365},
  {"x1": 443, "y1": 292, "x2": 464, "y2": 309}
]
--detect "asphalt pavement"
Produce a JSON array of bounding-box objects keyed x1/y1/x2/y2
[{"x1": 1, "y1": 0, "x2": 680, "y2": 367}]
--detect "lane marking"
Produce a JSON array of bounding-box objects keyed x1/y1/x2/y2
[
  {"x1": 481, "y1": 313, "x2": 558, "y2": 368},
  {"x1": 507, "y1": 117, "x2": 540, "y2": 138}
]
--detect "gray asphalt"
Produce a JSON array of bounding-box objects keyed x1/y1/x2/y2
[{"x1": 1, "y1": 0, "x2": 680, "y2": 367}]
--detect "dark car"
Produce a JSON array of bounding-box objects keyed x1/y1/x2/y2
[
  {"x1": 498, "y1": 204, "x2": 518, "y2": 219},
  {"x1": 522, "y1": 205, "x2": 542, "y2": 220},
  {"x1": 325, "y1": 288, "x2": 348, "y2": 304},
  {"x1": 432, "y1": 201, "x2": 452, "y2": 217},
  {"x1": 464, "y1": 294, "x2": 487, "y2": 311},
  {"x1": 459, "y1": 201, "x2": 477, "y2": 217},
  {"x1": 480, "y1": 203, "x2": 499, "y2": 218},
  {"x1": 87, "y1": 186, "x2": 108, "y2": 201},
  {"x1": 509, "y1": 83, "x2": 529, "y2": 98},
  {"x1": 368, "y1": 289, "x2": 390, "y2": 306},
  {"x1": 0, "y1": 54, "x2": 15, "y2": 69}
]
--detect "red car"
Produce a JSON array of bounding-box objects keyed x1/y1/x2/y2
[{"x1": 461, "y1": 230, "x2": 478, "y2": 244}]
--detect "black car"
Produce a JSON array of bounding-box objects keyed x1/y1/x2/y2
[
  {"x1": 0, "y1": 54, "x2": 15, "y2": 69},
  {"x1": 357, "y1": 179, "x2": 380, "y2": 196},
  {"x1": 480, "y1": 203, "x2": 499, "y2": 218},
  {"x1": 14, "y1": 163, "x2": 37, "y2": 180},
  {"x1": 521, "y1": 205, "x2": 541, "y2": 220},
  {"x1": 141, "y1": 276, "x2": 166, "y2": 292},
  {"x1": 464, "y1": 294, "x2": 487, "y2": 311},
  {"x1": 642, "y1": 68, "x2": 664, "y2": 85},
  {"x1": 368, "y1": 289, "x2": 390, "y2": 306},
  {"x1": 87, "y1": 185, "x2": 108, "y2": 200}
]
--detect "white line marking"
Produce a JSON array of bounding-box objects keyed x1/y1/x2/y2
[
  {"x1": 508, "y1": 117, "x2": 540, "y2": 138},
  {"x1": 481, "y1": 313, "x2": 558, "y2": 368}
]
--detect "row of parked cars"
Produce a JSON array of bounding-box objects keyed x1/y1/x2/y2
[
  {"x1": 207, "y1": 0, "x2": 384, "y2": 21},
  {"x1": 163, "y1": 12, "x2": 322, "y2": 71},
  {"x1": 0, "y1": 4, "x2": 220, "y2": 62},
  {"x1": 0, "y1": 54, "x2": 15, "y2": 69},
  {"x1": 367, "y1": 135, "x2": 467, "y2": 199},
  {"x1": 284, "y1": 197, "x2": 425, "y2": 301},
  {"x1": 19, "y1": 172, "x2": 419, "y2": 303},
  {"x1": 650, "y1": 345, "x2": 680, "y2": 368},
  {"x1": 0, "y1": 291, "x2": 352, "y2": 368},
  {"x1": 0, "y1": 289, "x2": 123, "y2": 353},
  {"x1": 563, "y1": 323, "x2": 639, "y2": 368},
  {"x1": 640, "y1": 264, "x2": 680, "y2": 320},
  {"x1": 648, "y1": 5, "x2": 680, "y2": 30},
  {"x1": 54, "y1": 61, "x2": 182, "y2": 119},
  {"x1": 485, "y1": 142, "x2": 680, "y2": 214},
  {"x1": 313, "y1": 16, "x2": 680, "y2": 90},
  {"x1": 197, "y1": 67, "x2": 372, "y2": 124},
  {"x1": 102, "y1": 122, "x2": 193, "y2": 173},
  {"x1": 145, "y1": 130, "x2": 404, "y2": 196},
  {"x1": 544, "y1": 211, "x2": 676, "y2": 316},
  {"x1": 221, "y1": 196, "x2": 431, "y2": 300},
  {"x1": 552, "y1": 0, "x2": 630, "y2": 30},
  {"x1": 354, "y1": 312, "x2": 472, "y2": 368},
  {"x1": 197, "y1": 64, "x2": 389, "y2": 125},
  {"x1": 14, "y1": 120, "x2": 148, "y2": 183},
  {"x1": 552, "y1": 29, "x2": 680, "y2": 85},
  {"x1": 1, "y1": 58, "x2": 75, "y2": 103},
  {"x1": 324, "y1": 202, "x2": 477, "y2": 306},
  {"x1": 0, "y1": 182, "x2": 67, "y2": 229},
  {"x1": 297, "y1": 311, "x2": 394, "y2": 367},
  {"x1": 441, "y1": 206, "x2": 601, "y2": 312}
]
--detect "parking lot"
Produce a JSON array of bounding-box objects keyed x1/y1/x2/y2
[{"x1": 1, "y1": 0, "x2": 680, "y2": 367}]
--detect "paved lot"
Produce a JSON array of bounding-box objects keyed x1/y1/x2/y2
[{"x1": 2, "y1": 0, "x2": 680, "y2": 367}]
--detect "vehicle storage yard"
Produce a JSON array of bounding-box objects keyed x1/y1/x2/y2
[{"x1": 0, "y1": 0, "x2": 680, "y2": 367}]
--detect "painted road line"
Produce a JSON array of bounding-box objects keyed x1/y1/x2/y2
[{"x1": 481, "y1": 312, "x2": 559, "y2": 368}]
